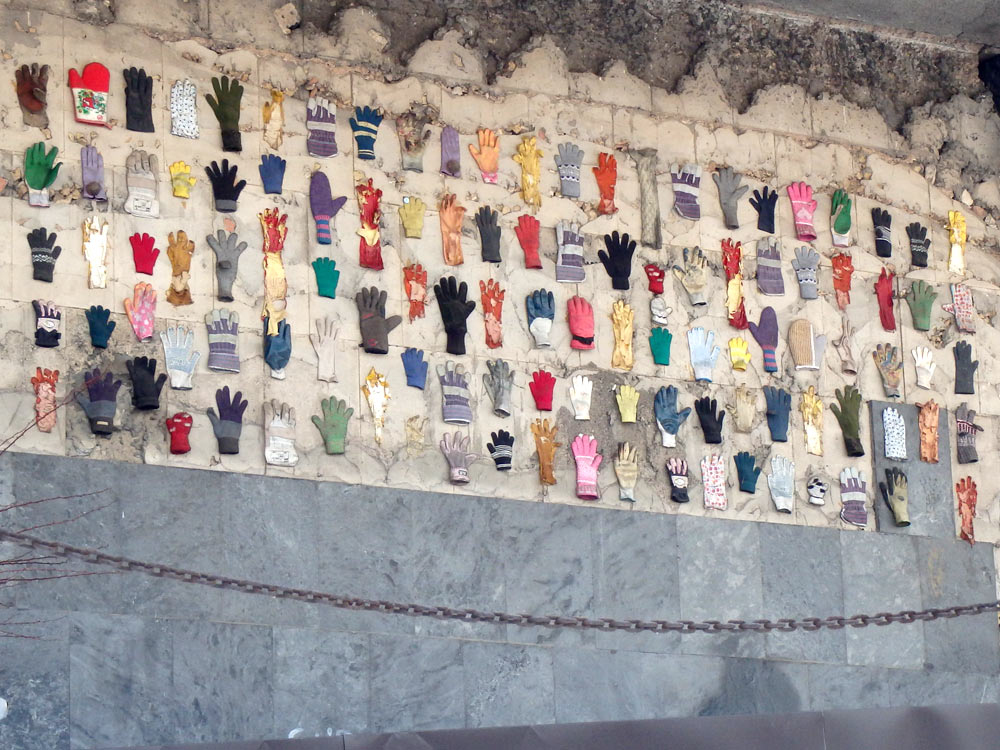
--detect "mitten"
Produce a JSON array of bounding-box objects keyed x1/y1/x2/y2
[
  {"x1": 166, "y1": 412, "x2": 193, "y2": 454},
  {"x1": 68, "y1": 62, "x2": 110, "y2": 127},
  {"x1": 748, "y1": 307, "x2": 779, "y2": 372}
]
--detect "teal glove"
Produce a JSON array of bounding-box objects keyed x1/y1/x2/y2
[
  {"x1": 312, "y1": 257, "x2": 340, "y2": 299},
  {"x1": 649, "y1": 327, "x2": 672, "y2": 365},
  {"x1": 25, "y1": 142, "x2": 61, "y2": 207}
]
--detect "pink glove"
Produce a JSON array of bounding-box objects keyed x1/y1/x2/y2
[
  {"x1": 787, "y1": 182, "x2": 817, "y2": 241},
  {"x1": 942, "y1": 283, "x2": 976, "y2": 333},
  {"x1": 701, "y1": 454, "x2": 727, "y2": 510},
  {"x1": 567, "y1": 295, "x2": 595, "y2": 350},
  {"x1": 124, "y1": 282, "x2": 157, "y2": 342},
  {"x1": 572, "y1": 434, "x2": 602, "y2": 500}
]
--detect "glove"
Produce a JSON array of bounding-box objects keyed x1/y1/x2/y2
[
  {"x1": 943, "y1": 283, "x2": 976, "y2": 333},
  {"x1": 593, "y1": 152, "x2": 618, "y2": 215},
  {"x1": 830, "y1": 385, "x2": 865, "y2": 457},
  {"x1": 879, "y1": 468, "x2": 909, "y2": 527},
  {"x1": 670, "y1": 163, "x2": 702, "y2": 220},
  {"x1": 728, "y1": 336, "x2": 750, "y2": 371},
  {"x1": 24, "y1": 142, "x2": 60, "y2": 207},
  {"x1": 763, "y1": 386, "x2": 791, "y2": 442},
  {"x1": 734, "y1": 452, "x2": 761, "y2": 494},
  {"x1": 123, "y1": 67, "x2": 154, "y2": 132},
  {"x1": 81, "y1": 145, "x2": 106, "y2": 201},
  {"x1": 839, "y1": 468, "x2": 868, "y2": 527},
  {"x1": 440, "y1": 125, "x2": 461, "y2": 177},
  {"x1": 750, "y1": 186, "x2": 777, "y2": 233},
  {"x1": 905, "y1": 280, "x2": 937, "y2": 331},
  {"x1": 306, "y1": 95, "x2": 338, "y2": 157},
  {"x1": 555, "y1": 142, "x2": 584, "y2": 198},
  {"x1": 906, "y1": 222, "x2": 929, "y2": 267},
  {"x1": 77, "y1": 368, "x2": 122, "y2": 435},
  {"x1": 355, "y1": 286, "x2": 401, "y2": 354},
  {"x1": 672, "y1": 246, "x2": 708, "y2": 306},
  {"x1": 28, "y1": 228, "x2": 61, "y2": 282},
  {"x1": 569, "y1": 375, "x2": 593, "y2": 420},
  {"x1": 721, "y1": 239, "x2": 748, "y2": 330},
  {"x1": 767, "y1": 456, "x2": 795, "y2": 513},
  {"x1": 598, "y1": 231, "x2": 635, "y2": 290},
  {"x1": 264, "y1": 399, "x2": 299, "y2": 468},
  {"x1": 257, "y1": 154, "x2": 285, "y2": 195},
  {"x1": 311, "y1": 317, "x2": 338, "y2": 383},
  {"x1": 653, "y1": 385, "x2": 691, "y2": 447},
  {"x1": 312, "y1": 398, "x2": 353, "y2": 455},
  {"x1": 695, "y1": 397, "x2": 724, "y2": 444},
  {"x1": 872, "y1": 207, "x2": 892, "y2": 257},
  {"x1": 728, "y1": 384, "x2": 755, "y2": 433},
  {"x1": 882, "y1": 406, "x2": 906, "y2": 461},
  {"x1": 611, "y1": 300, "x2": 634, "y2": 371},
  {"x1": 614, "y1": 443, "x2": 639, "y2": 502},
  {"x1": 687, "y1": 327, "x2": 720, "y2": 382},
  {"x1": 476, "y1": 206, "x2": 502, "y2": 263},
  {"x1": 872, "y1": 343, "x2": 902, "y2": 398},
  {"x1": 403, "y1": 264, "x2": 427, "y2": 321},
  {"x1": 916, "y1": 400, "x2": 940, "y2": 463},
  {"x1": 526, "y1": 289, "x2": 555, "y2": 348},
  {"x1": 309, "y1": 257, "x2": 340, "y2": 300},
  {"x1": 650, "y1": 328, "x2": 673, "y2": 365},
  {"x1": 16, "y1": 63, "x2": 49, "y2": 129},
  {"x1": 955, "y1": 402, "x2": 983, "y2": 464},
  {"x1": 482, "y1": 359, "x2": 514, "y2": 416},
  {"x1": 755, "y1": 237, "x2": 784, "y2": 296},
  {"x1": 874, "y1": 268, "x2": 896, "y2": 331},
  {"x1": 514, "y1": 214, "x2": 542, "y2": 269},
  {"x1": 530, "y1": 419, "x2": 561, "y2": 486},
  {"x1": 712, "y1": 167, "x2": 747, "y2": 229},
  {"x1": 126, "y1": 356, "x2": 167, "y2": 410},
  {"x1": 807, "y1": 477, "x2": 828, "y2": 506},
  {"x1": 350, "y1": 105, "x2": 382, "y2": 160},
  {"x1": 85, "y1": 305, "x2": 115, "y2": 348},
  {"x1": 208, "y1": 229, "x2": 249, "y2": 301},
  {"x1": 787, "y1": 319, "x2": 826, "y2": 370},
  {"x1": 468, "y1": 127, "x2": 499, "y2": 183},
  {"x1": 953, "y1": 341, "x2": 978, "y2": 395},
  {"x1": 205, "y1": 309, "x2": 240, "y2": 373},
  {"x1": 159, "y1": 325, "x2": 200, "y2": 390},
  {"x1": 830, "y1": 188, "x2": 852, "y2": 247},
  {"x1": 832, "y1": 252, "x2": 853, "y2": 310},
  {"x1": 262, "y1": 91, "x2": 283, "y2": 150},
  {"x1": 649, "y1": 297, "x2": 671, "y2": 333},
  {"x1": 913, "y1": 346, "x2": 936, "y2": 389},
  {"x1": 644, "y1": 263, "x2": 665, "y2": 294},
  {"x1": 439, "y1": 193, "x2": 466, "y2": 266},
  {"x1": 264, "y1": 319, "x2": 292, "y2": 379},
  {"x1": 122, "y1": 149, "x2": 159, "y2": 218},
  {"x1": 169, "y1": 79, "x2": 199, "y2": 139},
  {"x1": 166, "y1": 231, "x2": 195, "y2": 306},
  {"x1": 701, "y1": 454, "x2": 727, "y2": 510},
  {"x1": 168, "y1": 160, "x2": 196, "y2": 199},
  {"x1": 32, "y1": 299, "x2": 60, "y2": 348},
  {"x1": 166, "y1": 412, "x2": 193, "y2": 454},
  {"x1": 487, "y1": 430, "x2": 514, "y2": 471},
  {"x1": 205, "y1": 159, "x2": 246, "y2": 213},
  {"x1": 957, "y1": 477, "x2": 977, "y2": 544},
  {"x1": 514, "y1": 135, "x2": 543, "y2": 212},
  {"x1": 748, "y1": 307, "x2": 779, "y2": 372},
  {"x1": 568, "y1": 296, "x2": 595, "y2": 350},
  {"x1": 787, "y1": 182, "x2": 817, "y2": 241},
  {"x1": 615, "y1": 384, "x2": 639, "y2": 423},
  {"x1": 835, "y1": 316, "x2": 858, "y2": 375},
  {"x1": 398, "y1": 196, "x2": 426, "y2": 240},
  {"x1": 555, "y1": 221, "x2": 586, "y2": 283},
  {"x1": 124, "y1": 282, "x2": 156, "y2": 342},
  {"x1": 791, "y1": 246, "x2": 819, "y2": 300},
  {"x1": 205, "y1": 75, "x2": 244, "y2": 151},
  {"x1": 664, "y1": 458, "x2": 689, "y2": 504},
  {"x1": 437, "y1": 361, "x2": 472, "y2": 424},
  {"x1": 125, "y1": 232, "x2": 158, "y2": 277},
  {"x1": 571, "y1": 434, "x2": 602, "y2": 500},
  {"x1": 68, "y1": 62, "x2": 110, "y2": 127},
  {"x1": 530, "y1": 370, "x2": 556, "y2": 411},
  {"x1": 435, "y1": 277, "x2": 475, "y2": 355},
  {"x1": 947, "y1": 210, "x2": 966, "y2": 275},
  {"x1": 207, "y1": 386, "x2": 248, "y2": 454}
]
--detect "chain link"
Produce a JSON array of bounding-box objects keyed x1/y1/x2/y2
[{"x1": 2, "y1": 528, "x2": 998, "y2": 634}]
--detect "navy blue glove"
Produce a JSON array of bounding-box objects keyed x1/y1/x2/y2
[
  {"x1": 259, "y1": 154, "x2": 286, "y2": 195},
  {"x1": 734, "y1": 451, "x2": 761, "y2": 493},
  {"x1": 401, "y1": 347, "x2": 427, "y2": 389},
  {"x1": 525, "y1": 288, "x2": 555, "y2": 348},
  {"x1": 85, "y1": 305, "x2": 115, "y2": 348},
  {"x1": 264, "y1": 318, "x2": 292, "y2": 378},
  {"x1": 653, "y1": 385, "x2": 691, "y2": 447},
  {"x1": 763, "y1": 386, "x2": 790, "y2": 442}
]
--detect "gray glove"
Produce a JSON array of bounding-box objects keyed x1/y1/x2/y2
[
  {"x1": 791, "y1": 246, "x2": 820, "y2": 300},
  {"x1": 482, "y1": 359, "x2": 514, "y2": 417},
  {"x1": 206, "y1": 229, "x2": 247, "y2": 302},
  {"x1": 555, "y1": 142, "x2": 584, "y2": 198},
  {"x1": 712, "y1": 167, "x2": 748, "y2": 230}
]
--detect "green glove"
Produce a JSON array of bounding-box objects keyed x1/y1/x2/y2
[
  {"x1": 649, "y1": 327, "x2": 672, "y2": 365},
  {"x1": 312, "y1": 257, "x2": 340, "y2": 299},
  {"x1": 830, "y1": 385, "x2": 865, "y2": 458},
  {"x1": 205, "y1": 75, "x2": 244, "y2": 152},
  {"x1": 312, "y1": 397, "x2": 353, "y2": 455},
  {"x1": 24, "y1": 142, "x2": 61, "y2": 207},
  {"x1": 905, "y1": 280, "x2": 937, "y2": 331},
  {"x1": 831, "y1": 188, "x2": 852, "y2": 246}
]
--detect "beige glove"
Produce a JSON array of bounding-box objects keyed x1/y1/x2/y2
[
  {"x1": 166, "y1": 230, "x2": 195, "y2": 306},
  {"x1": 611, "y1": 300, "x2": 634, "y2": 371},
  {"x1": 800, "y1": 385, "x2": 823, "y2": 456},
  {"x1": 398, "y1": 196, "x2": 425, "y2": 239},
  {"x1": 362, "y1": 367, "x2": 390, "y2": 445},
  {"x1": 916, "y1": 400, "x2": 939, "y2": 463},
  {"x1": 262, "y1": 90, "x2": 284, "y2": 150},
  {"x1": 788, "y1": 318, "x2": 825, "y2": 370},
  {"x1": 614, "y1": 442, "x2": 639, "y2": 502},
  {"x1": 728, "y1": 385, "x2": 755, "y2": 433},
  {"x1": 439, "y1": 193, "x2": 465, "y2": 265},
  {"x1": 513, "y1": 135, "x2": 542, "y2": 213},
  {"x1": 82, "y1": 215, "x2": 109, "y2": 289},
  {"x1": 947, "y1": 210, "x2": 966, "y2": 275},
  {"x1": 530, "y1": 418, "x2": 561, "y2": 486}
]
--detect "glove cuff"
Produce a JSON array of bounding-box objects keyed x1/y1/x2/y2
[
  {"x1": 221, "y1": 129, "x2": 242, "y2": 153},
  {"x1": 574, "y1": 410, "x2": 591, "y2": 421},
  {"x1": 449, "y1": 466, "x2": 470, "y2": 484},
  {"x1": 670, "y1": 486, "x2": 690, "y2": 504},
  {"x1": 445, "y1": 331, "x2": 467, "y2": 356},
  {"x1": 217, "y1": 435, "x2": 240, "y2": 454},
  {"x1": 911, "y1": 250, "x2": 928, "y2": 268},
  {"x1": 576, "y1": 480, "x2": 599, "y2": 500},
  {"x1": 762, "y1": 347, "x2": 778, "y2": 372},
  {"x1": 957, "y1": 445, "x2": 979, "y2": 464},
  {"x1": 405, "y1": 373, "x2": 426, "y2": 390},
  {"x1": 955, "y1": 376, "x2": 975, "y2": 395},
  {"x1": 831, "y1": 231, "x2": 850, "y2": 247},
  {"x1": 324, "y1": 437, "x2": 346, "y2": 455},
  {"x1": 168, "y1": 372, "x2": 194, "y2": 390},
  {"x1": 611, "y1": 276, "x2": 630, "y2": 291},
  {"x1": 134, "y1": 394, "x2": 161, "y2": 410},
  {"x1": 660, "y1": 430, "x2": 677, "y2": 448},
  {"x1": 843, "y1": 437, "x2": 865, "y2": 458},
  {"x1": 757, "y1": 216, "x2": 775, "y2": 234},
  {"x1": 688, "y1": 290, "x2": 707, "y2": 306},
  {"x1": 28, "y1": 189, "x2": 50, "y2": 208},
  {"x1": 88, "y1": 416, "x2": 114, "y2": 435},
  {"x1": 32, "y1": 266, "x2": 55, "y2": 283},
  {"x1": 773, "y1": 495, "x2": 793, "y2": 513},
  {"x1": 570, "y1": 335, "x2": 595, "y2": 350},
  {"x1": 314, "y1": 216, "x2": 331, "y2": 244},
  {"x1": 692, "y1": 367, "x2": 713, "y2": 383},
  {"x1": 618, "y1": 487, "x2": 635, "y2": 502}
]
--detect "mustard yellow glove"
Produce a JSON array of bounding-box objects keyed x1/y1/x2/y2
[
  {"x1": 611, "y1": 300, "x2": 634, "y2": 371},
  {"x1": 513, "y1": 135, "x2": 543, "y2": 213},
  {"x1": 800, "y1": 385, "x2": 824, "y2": 456},
  {"x1": 947, "y1": 210, "x2": 967, "y2": 274},
  {"x1": 728, "y1": 336, "x2": 751, "y2": 371},
  {"x1": 262, "y1": 90, "x2": 284, "y2": 150},
  {"x1": 398, "y1": 196, "x2": 426, "y2": 239},
  {"x1": 616, "y1": 385, "x2": 639, "y2": 423},
  {"x1": 169, "y1": 161, "x2": 197, "y2": 199}
]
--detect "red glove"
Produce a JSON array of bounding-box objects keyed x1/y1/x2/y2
[
  {"x1": 130, "y1": 232, "x2": 159, "y2": 275},
  {"x1": 530, "y1": 370, "x2": 556, "y2": 411},
  {"x1": 593, "y1": 152, "x2": 617, "y2": 215},
  {"x1": 356, "y1": 179, "x2": 383, "y2": 270},
  {"x1": 567, "y1": 295, "x2": 594, "y2": 350},
  {"x1": 874, "y1": 268, "x2": 896, "y2": 331},
  {"x1": 166, "y1": 411, "x2": 193, "y2": 454},
  {"x1": 722, "y1": 239, "x2": 748, "y2": 330},
  {"x1": 403, "y1": 263, "x2": 427, "y2": 321},
  {"x1": 644, "y1": 263, "x2": 665, "y2": 294},
  {"x1": 832, "y1": 252, "x2": 854, "y2": 309},
  {"x1": 514, "y1": 214, "x2": 541, "y2": 269}
]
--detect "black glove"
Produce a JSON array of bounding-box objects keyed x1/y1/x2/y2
[
  {"x1": 953, "y1": 341, "x2": 978, "y2": 395},
  {"x1": 205, "y1": 159, "x2": 246, "y2": 213},
  {"x1": 872, "y1": 208, "x2": 892, "y2": 258},
  {"x1": 355, "y1": 286, "x2": 401, "y2": 354},
  {"x1": 476, "y1": 206, "x2": 502, "y2": 263},
  {"x1": 32, "y1": 299, "x2": 60, "y2": 348},
  {"x1": 695, "y1": 396, "x2": 724, "y2": 444},
  {"x1": 906, "y1": 222, "x2": 929, "y2": 267},
  {"x1": 598, "y1": 230, "x2": 635, "y2": 290},
  {"x1": 123, "y1": 67, "x2": 154, "y2": 133},
  {"x1": 666, "y1": 458, "x2": 689, "y2": 503},
  {"x1": 435, "y1": 276, "x2": 475, "y2": 355},
  {"x1": 487, "y1": 429, "x2": 514, "y2": 471},
  {"x1": 750, "y1": 187, "x2": 777, "y2": 233},
  {"x1": 28, "y1": 227, "x2": 61, "y2": 282},
  {"x1": 126, "y1": 356, "x2": 167, "y2": 410}
]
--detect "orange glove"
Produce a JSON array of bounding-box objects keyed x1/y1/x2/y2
[
  {"x1": 832, "y1": 252, "x2": 854, "y2": 309},
  {"x1": 593, "y1": 152, "x2": 618, "y2": 215},
  {"x1": 403, "y1": 263, "x2": 427, "y2": 321},
  {"x1": 479, "y1": 279, "x2": 505, "y2": 349},
  {"x1": 439, "y1": 193, "x2": 466, "y2": 266}
]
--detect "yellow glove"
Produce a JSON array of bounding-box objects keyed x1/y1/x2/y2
[
  {"x1": 398, "y1": 196, "x2": 425, "y2": 239},
  {"x1": 611, "y1": 300, "x2": 634, "y2": 371},
  {"x1": 947, "y1": 210, "x2": 967, "y2": 274},
  {"x1": 728, "y1": 337, "x2": 750, "y2": 371},
  {"x1": 262, "y1": 90, "x2": 285, "y2": 150},
  {"x1": 615, "y1": 385, "x2": 639, "y2": 423},
  {"x1": 725, "y1": 275, "x2": 744, "y2": 318},
  {"x1": 614, "y1": 442, "x2": 639, "y2": 502},
  {"x1": 799, "y1": 385, "x2": 824, "y2": 456},
  {"x1": 513, "y1": 135, "x2": 542, "y2": 212},
  {"x1": 169, "y1": 161, "x2": 196, "y2": 199},
  {"x1": 728, "y1": 384, "x2": 755, "y2": 433}
]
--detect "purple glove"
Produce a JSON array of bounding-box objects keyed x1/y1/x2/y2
[
  {"x1": 81, "y1": 145, "x2": 107, "y2": 201},
  {"x1": 440, "y1": 125, "x2": 461, "y2": 177},
  {"x1": 748, "y1": 306, "x2": 779, "y2": 372},
  {"x1": 755, "y1": 237, "x2": 784, "y2": 296},
  {"x1": 310, "y1": 171, "x2": 347, "y2": 245},
  {"x1": 306, "y1": 95, "x2": 338, "y2": 157}
]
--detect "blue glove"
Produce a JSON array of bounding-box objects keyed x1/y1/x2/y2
[
  {"x1": 259, "y1": 154, "x2": 286, "y2": 195},
  {"x1": 264, "y1": 318, "x2": 292, "y2": 378},
  {"x1": 350, "y1": 106, "x2": 383, "y2": 160},
  {"x1": 653, "y1": 385, "x2": 691, "y2": 447},
  {"x1": 401, "y1": 348, "x2": 428, "y2": 389},
  {"x1": 85, "y1": 305, "x2": 116, "y2": 348},
  {"x1": 763, "y1": 386, "x2": 791, "y2": 442},
  {"x1": 525, "y1": 288, "x2": 555, "y2": 348},
  {"x1": 687, "y1": 327, "x2": 721, "y2": 382},
  {"x1": 734, "y1": 451, "x2": 761, "y2": 493}
]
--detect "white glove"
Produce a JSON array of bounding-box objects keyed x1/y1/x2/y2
[
  {"x1": 529, "y1": 317, "x2": 552, "y2": 348},
  {"x1": 123, "y1": 150, "x2": 160, "y2": 218},
  {"x1": 170, "y1": 79, "x2": 199, "y2": 139},
  {"x1": 701, "y1": 454, "x2": 727, "y2": 511},
  {"x1": 569, "y1": 375, "x2": 592, "y2": 420},
  {"x1": 264, "y1": 399, "x2": 299, "y2": 467},
  {"x1": 767, "y1": 456, "x2": 795, "y2": 513},
  {"x1": 883, "y1": 407, "x2": 907, "y2": 460},
  {"x1": 310, "y1": 317, "x2": 338, "y2": 383},
  {"x1": 159, "y1": 325, "x2": 201, "y2": 390},
  {"x1": 912, "y1": 346, "x2": 936, "y2": 390},
  {"x1": 362, "y1": 368, "x2": 390, "y2": 445},
  {"x1": 82, "y1": 215, "x2": 109, "y2": 289},
  {"x1": 650, "y1": 297, "x2": 671, "y2": 326}
]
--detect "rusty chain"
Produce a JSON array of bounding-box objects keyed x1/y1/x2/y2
[{"x1": 2, "y1": 527, "x2": 998, "y2": 633}]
